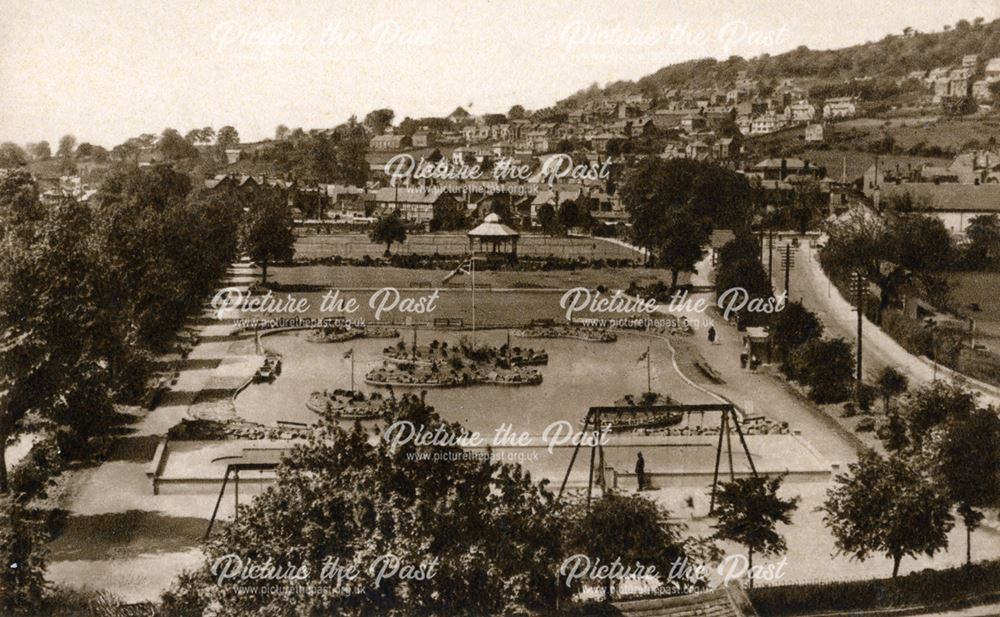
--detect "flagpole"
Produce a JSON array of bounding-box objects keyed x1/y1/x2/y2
[
  {"x1": 471, "y1": 248, "x2": 476, "y2": 344},
  {"x1": 646, "y1": 345, "x2": 651, "y2": 394},
  {"x1": 350, "y1": 351, "x2": 355, "y2": 392}
]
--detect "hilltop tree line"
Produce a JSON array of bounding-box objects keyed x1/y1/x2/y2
[{"x1": 562, "y1": 17, "x2": 1000, "y2": 106}]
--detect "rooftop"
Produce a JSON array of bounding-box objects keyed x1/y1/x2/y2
[{"x1": 468, "y1": 213, "x2": 520, "y2": 238}]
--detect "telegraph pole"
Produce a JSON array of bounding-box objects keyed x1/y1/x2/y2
[
  {"x1": 851, "y1": 271, "x2": 865, "y2": 398},
  {"x1": 780, "y1": 243, "x2": 794, "y2": 295},
  {"x1": 767, "y1": 228, "x2": 774, "y2": 282}
]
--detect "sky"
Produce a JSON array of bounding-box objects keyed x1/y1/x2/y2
[{"x1": 1, "y1": 0, "x2": 999, "y2": 148}]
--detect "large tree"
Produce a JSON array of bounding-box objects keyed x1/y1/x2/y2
[
  {"x1": 564, "y1": 492, "x2": 698, "y2": 601},
  {"x1": 56, "y1": 134, "x2": 76, "y2": 159},
  {"x1": 771, "y1": 301, "x2": 823, "y2": 368},
  {"x1": 363, "y1": 108, "x2": 395, "y2": 134},
  {"x1": 239, "y1": 190, "x2": 295, "y2": 284},
  {"x1": 158, "y1": 128, "x2": 199, "y2": 161},
  {"x1": 27, "y1": 141, "x2": 51, "y2": 161},
  {"x1": 370, "y1": 212, "x2": 407, "y2": 256},
  {"x1": 789, "y1": 338, "x2": 855, "y2": 403},
  {"x1": 0, "y1": 496, "x2": 47, "y2": 615},
  {"x1": 898, "y1": 381, "x2": 978, "y2": 448},
  {"x1": 0, "y1": 143, "x2": 27, "y2": 168},
  {"x1": 927, "y1": 408, "x2": 1000, "y2": 565},
  {"x1": 822, "y1": 209, "x2": 955, "y2": 322},
  {"x1": 875, "y1": 366, "x2": 908, "y2": 413},
  {"x1": 215, "y1": 125, "x2": 240, "y2": 149},
  {"x1": 0, "y1": 177, "x2": 115, "y2": 489},
  {"x1": 822, "y1": 451, "x2": 953, "y2": 578},
  {"x1": 963, "y1": 214, "x2": 1000, "y2": 270},
  {"x1": 712, "y1": 474, "x2": 798, "y2": 588},
  {"x1": 622, "y1": 159, "x2": 755, "y2": 287}
]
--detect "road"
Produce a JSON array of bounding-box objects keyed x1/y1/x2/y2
[{"x1": 765, "y1": 236, "x2": 1000, "y2": 407}]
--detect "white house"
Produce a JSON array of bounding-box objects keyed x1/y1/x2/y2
[{"x1": 823, "y1": 97, "x2": 857, "y2": 118}]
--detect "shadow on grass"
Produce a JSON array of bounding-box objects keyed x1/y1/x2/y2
[
  {"x1": 103, "y1": 435, "x2": 162, "y2": 463},
  {"x1": 48, "y1": 511, "x2": 207, "y2": 561}
]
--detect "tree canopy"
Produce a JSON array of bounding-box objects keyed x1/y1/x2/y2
[
  {"x1": 370, "y1": 212, "x2": 408, "y2": 256},
  {"x1": 239, "y1": 190, "x2": 295, "y2": 283},
  {"x1": 712, "y1": 474, "x2": 798, "y2": 588},
  {"x1": 165, "y1": 394, "x2": 566, "y2": 615},
  {"x1": 822, "y1": 451, "x2": 953, "y2": 578}
]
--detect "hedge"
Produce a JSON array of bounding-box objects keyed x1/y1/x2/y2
[{"x1": 749, "y1": 560, "x2": 1000, "y2": 616}]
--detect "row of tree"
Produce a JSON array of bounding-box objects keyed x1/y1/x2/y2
[{"x1": 0, "y1": 167, "x2": 245, "y2": 492}]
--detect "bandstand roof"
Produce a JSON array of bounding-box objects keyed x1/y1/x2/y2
[{"x1": 467, "y1": 213, "x2": 519, "y2": 238}]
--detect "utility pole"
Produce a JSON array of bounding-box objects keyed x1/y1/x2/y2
[
  {"x1": 851, "y1": 271, "x2": 864, "y2": 399},
  {"x1": 767, "y1": 228, "x2": 774, "y2": 282},
  {"x1": 646, "y1": 346, "x2": 652, "y2": 394},
  {"x1": 780, "y1": 243, "x2": 794, "y2": 295}
]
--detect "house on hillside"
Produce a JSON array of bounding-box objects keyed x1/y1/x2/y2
[
  {"x1": 685, "y1": 140, "x2": 712, "y2": 160},
  {"x1": 986, "y1": 57, "x2": 1000, "y2": 82},
  {"x1": 462, "y1": 125, "x2": 490, "y2": 143},
  {"x1": 370, "y1": 134, "x2": 411, "y2": 151},
  {"x1": 747, "y1": 158, "x2": 823, "y2": 182},
  {"x1": 822, "y1": 97, "x2": 857, "y2": 118},
  {"x1": 926, "y1": 67, "x2": 952, "y2": 86},
  {"x1": 681, "y1": 114, "x2": 707, "y2": 132},
  {"x1": 713, "y1": 137, "x2": 740, "y2": 160},
  {"x1": 411, "y1": 132, "x2": 435, "y2": 148},
  {"x1": 529, "y1": 188, "x2": 582, "y2": 225},
  {"x1": 805, "y1": 123, "x2": 824, "y2": 143},
  {"x1": 784, "y1": 101, "x2": 816, "y2": 123},
  {"x1": 972, "y1": 80, "x2": 993, "y2": 102},
  {"x1": 750, "y1": 114, "x2": 783, "y2": 135}
]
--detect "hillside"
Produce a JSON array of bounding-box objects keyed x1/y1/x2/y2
[{"x1": 560, "y1": 17, "x2": 1000, "y2": 105}]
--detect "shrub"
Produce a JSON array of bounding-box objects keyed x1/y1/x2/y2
[
  {"x1": 0, "y1": 497, "x2": 47, "y2": 616},
  {"x1": 857, "y1": 383, "x2": 878, "y2": 412},
  {"x1": 855, "y1": 417, "x2": 876, "y2": 432},
  {"x1": 790, "y1": 338, "x2": 856, "y2": 403},
  {"x1": 748, "y1": 559, "x2": 1000, "y2": 617},
  {"x1": 8, "y1": 439, "x2": 63, "y2": 500}
]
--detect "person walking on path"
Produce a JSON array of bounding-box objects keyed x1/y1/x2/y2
[
  {"x1": 635, "y1": 452, "x2": 645, "y2": 491},
  {"x1": 707, "y1": 325, "x2": 717, "y2": 344}
]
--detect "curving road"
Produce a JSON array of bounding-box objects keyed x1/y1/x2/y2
[{"x1": 766, "y1": 236, "x2": 1000, "y2": 408}]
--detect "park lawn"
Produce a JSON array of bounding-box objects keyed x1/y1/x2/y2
[
  {"x1": 884, "y1": 117, "x2": 1000, "y2": 152},
  {"x1": 268, "y1": 264, "x2": 680, "y2": 291},
  {"x1": 292, "y1": 231, "x2": 643, "y2": 262},
  {"x1": 949, "y1": 272, "x2": 1000, "y2": 355}
]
